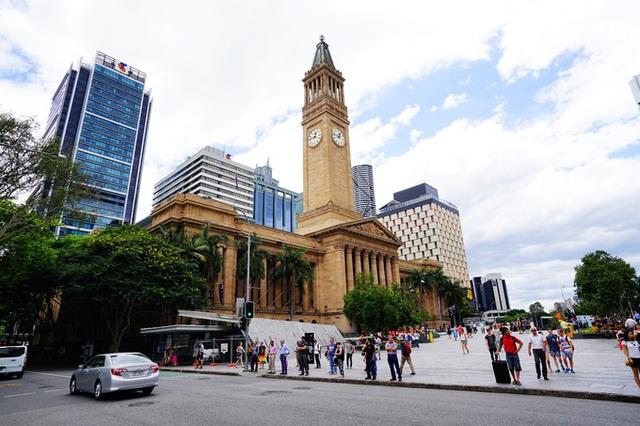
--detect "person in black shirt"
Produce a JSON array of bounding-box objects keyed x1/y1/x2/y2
[
  {"x1": 363, "y1": 339, "x2": 377, "y2": 380},
  {"x1": 485, "y1": 328, "x2": 498, "y2": 361},
  {"x1": 296, "y1": 338, "x2": 309, "y2": 376}
]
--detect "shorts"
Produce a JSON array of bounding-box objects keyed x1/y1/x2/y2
[
  {"x1": 629, "y1": 358, "x2": 640, "y2": 368},
  {"x1": 505, "y1": 354, "x2": 521, "y2": 372},
  {"x1": 549, "y1": 349, "x2": 561, "y2": 358},
  {"x1": 561, "y1": 350, "x2": 573, "y2": 360}
]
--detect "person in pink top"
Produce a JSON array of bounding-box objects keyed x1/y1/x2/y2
[{"x1": 267, "y1": 340, "x2": 278, "y2": 374}]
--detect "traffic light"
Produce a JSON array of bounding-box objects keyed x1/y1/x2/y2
[
  {"x1": 239, "y1": 316, "x2": 248, "y2": 331},
  {"x1": 244, "y1": 301, "x2": 254, "y2": 319}
]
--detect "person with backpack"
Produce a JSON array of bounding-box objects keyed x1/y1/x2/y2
[
  {"x1": 400, "y1": 335, "x2": 416, "y2": 376},
  {"x1": 557, "y1": 328, "x2": 575, "y2": 373},
  {"x1": 497, "y1": 326, "x2": 523, "y2": 386}
]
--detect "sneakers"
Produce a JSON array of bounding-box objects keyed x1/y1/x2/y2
[
  {"x1": 555, "y1": 369, "x2": 560, "y2": 373},
  {"x1": 398, "y1": 377, "x2": 402, "y2": 382},
  {"x1": 543, "y1": 377, "x2": 550, "y2": 381},
  {"x1": 389, "y1": 378, "x2": 396, "y2": 382},
  {"x1": 410, "y1": 372, "x2": 416, "y2": 375},
  {"x1": 570, "y1": 369, "x2": 575, "y2": 374}
]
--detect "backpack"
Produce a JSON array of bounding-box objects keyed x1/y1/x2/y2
[{"x1": 402, "y1": 341, "x2": 412, "y2": 355}]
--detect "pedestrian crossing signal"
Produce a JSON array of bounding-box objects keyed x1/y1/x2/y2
[{"x1": 244, "y1": 301, "x2": 254, "y2": 319}]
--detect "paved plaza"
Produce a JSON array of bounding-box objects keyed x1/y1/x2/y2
[{"x1": 166, "y1": 333, "x2": 639, "y2": 398}]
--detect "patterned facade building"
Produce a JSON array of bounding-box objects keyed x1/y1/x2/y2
[
  {"x1": 351, "y1": 164, "x2": 376, "y2": 217},
  {"x1": 378, "y1": 183, "x2": 470, "y2": 285}
]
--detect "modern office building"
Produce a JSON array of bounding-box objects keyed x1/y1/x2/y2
[
  {"x1": 253, "y1": 161, "x2": 300, "y2": 232},
  {"x1": 629, "y1": 73, "x2": 640, "y2": 112},
  {"x1": 152, "y1": 146, "x2": 254, "y2": 218},
  {"x1": 471, "y1": 273, "x2": 511, "y2": 312},
  {"x1": 352, "y1": 164, "x2": 376, "y2": 217},
  {"x1": 42, "y1": 51, "x2": 152, "y2": 236},
  {"x1": 378, "y1": 183, "x2": 470, "y2": 285}
]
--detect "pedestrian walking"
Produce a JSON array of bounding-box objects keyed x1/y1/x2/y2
[
  {"x1": 460, "y1": 331, "x2": 470, "y2": 354},
  {"x1": 385, "y1": 336, "x2": 402, "y2": 382},
  {"x1": 400, "y1": 336, "x2": 416, "y2": 375},
  {"x1": 452, "y1": 327, "x2": 459, "y2": 341},
  {"x1": 296, "y1": 337, "x2": 309, "y2": 376},
  {"x1": 497, "y1": 326, "x2": 523, "y2": 386},
  {"x1": 528, "y1": 327, "x2": 549, "y2": 380},
  {"x1": 363, "y1": 339, "x2": 377, "y2": 380},
  {"x1": 279, "y1": 339, "x2": 289, "y2": 375},
  {"x1": 622, "y1": 327, "x2": 640, "y2": 388},
  {"x1": 447, "y1": 326, "x2": 452, "y2": 340},
  {"x1": 249, "y1": 343, "x2": 259, "y2": 372},
  {"x1": 195, "y1": 340, "x2": 204, "y2": 369},
  {"x1": 335, "y1": 342, "x2": 345, "y2": 377},
  {"x1": 267, "y1": 340, "x2": 277, "y2": 374},
  {"x1": 545, "y1": 328, "x2": 565, "y2": 373},
  {"x1": 345, "y1": 340, "x2": 354, "y2": 368},
  {"x1": 313, "y1": 339, "x2": 321, "y2": 369},
  {"x1": 374, "y1": 334, "x2": 382, "y2": 360},
  {"x1": 258, "y1": 341, "x2": 267, "y2": 370},
  {"x1": 557, "y1": 328, "x2": 575, "y2": 373},
  {"x1": 485, "y1": 328, "x2": 498, "y2": 361},
  {"x1": 326, "y1": 337, "x2": 337, "y2": 375},
  {"x1": 235, "y1": 342, "x2": 245, "y2": 367}
]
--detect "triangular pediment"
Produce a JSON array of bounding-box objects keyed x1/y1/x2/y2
[{"x1": 307, "y1": 217, "x2": 402, "y2": 246}]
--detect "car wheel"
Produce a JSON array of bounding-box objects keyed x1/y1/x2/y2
[
  {"x1": 141, "y1": 387, "x2": 154, "y2": 395},
  {"x1": 69, "y1": 376, "x2": 78, "y2": 394},
  {"x1": 93, "y1": 380, "x2": 103, "y2": 400},
  {"x1": 15, "y1": 370, "x2": 24, "y2": 379}
]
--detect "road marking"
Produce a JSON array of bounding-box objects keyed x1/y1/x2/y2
[
  {"x1": 5, "y1": 392, "x2": 36, "y2": 398},
  {"x1": 44, "y1": 388, "x2": 67, "y2": 393},
  {"x1": 25, "y1": 371, "x2": 70, "y2": 378}
]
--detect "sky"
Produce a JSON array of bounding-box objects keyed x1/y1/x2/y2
[{"x1": 1, "y1": 0, "x2": 640, "y2": 311}]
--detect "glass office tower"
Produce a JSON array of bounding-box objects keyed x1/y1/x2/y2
[
  {"x1": 43, "y1": 51, "x2": 152, "y2": 236},
  {"x1": 253, "y1": 162, "x2": 300, "y2": 232}
]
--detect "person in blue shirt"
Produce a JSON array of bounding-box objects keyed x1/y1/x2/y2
[
  {"x1": 326, "y1": 337, "x2": 337, "y2": 375},
  {"x1": 279, "y1": 339, "x2": 289, "y2": 375},
  {"x1": 385, "y1": 337, "x2": 402, "y2": 382}
]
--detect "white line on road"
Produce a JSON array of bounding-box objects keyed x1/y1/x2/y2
[
  {"x1": 5, "y1": 392, "x2": 36, "y2": 398},
  {"x1": 25, "y1": 371, "x2": 70, "y2": 378}
]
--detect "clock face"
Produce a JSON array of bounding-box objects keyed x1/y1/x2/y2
[
  {"x1": 332, "y1": 128, "x2": 345, "y2": 147},
  {"x1": 308, "y1": 128, "x2": 322, "y2": 147}
]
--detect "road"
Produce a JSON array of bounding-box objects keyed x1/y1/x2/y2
[{"x1": 0, "y1": 369, "x2": 637, "y2": 425}]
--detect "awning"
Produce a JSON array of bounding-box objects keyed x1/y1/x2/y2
[
  {"x1": 140, "y1": 324, "x2": 230, "y2": 335},
  {"x1": 178, "y1": 310, "x2": 240, "y2": 324}
]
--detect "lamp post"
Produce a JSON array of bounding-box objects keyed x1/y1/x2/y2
[{"x1": 236, "y1": 209, "x2": 253, "y2": 372}]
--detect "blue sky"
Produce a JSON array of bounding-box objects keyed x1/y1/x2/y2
[{"x1": 1, "y1": 0, "x2": 640, "y2": 310}]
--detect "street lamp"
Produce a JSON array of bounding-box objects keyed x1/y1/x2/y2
[{"x1": 235, "y1": 208, "x2": 254, "y2": 372}]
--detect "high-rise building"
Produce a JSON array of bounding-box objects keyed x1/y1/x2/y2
[
  {"x1": 43, "y1": 51, "x2": 152, "y2": 236},
  {"x1": 378, "y1": 183, "x2": 470, "y2": 285},
  {"x1": 152, "y1": 146, "x2": 254, "y2": 217},
  {"x1": 629, "y1": 74, "x2": 640, "y2": 111},
  {"x1": 253, "y1": 161, "x2": 300, "y2": 232},
  {"x1": 352, "y1": 164, "x2": 376, "y2": 217},
  {"x1": 471, "y1": 273, "x2": 510, "y2": 312}
]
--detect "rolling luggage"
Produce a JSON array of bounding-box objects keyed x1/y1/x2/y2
[{"x1": 492, "y1": 354, "x2": 511, "y2": 384}]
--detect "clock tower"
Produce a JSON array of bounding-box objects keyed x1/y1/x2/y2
[{"x1": 296, "y1": 36, "x2": 361, "y2": 235}]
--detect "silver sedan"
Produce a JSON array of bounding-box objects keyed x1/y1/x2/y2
[{"x1": 69, "y1": 352, "x2": 159, "y2": 400}]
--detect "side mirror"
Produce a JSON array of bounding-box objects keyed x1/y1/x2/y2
[{"x1": 78, "y1": 364, "x2": 84, "y2": 369}]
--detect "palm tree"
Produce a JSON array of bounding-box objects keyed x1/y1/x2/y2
[
  {"x1": 441, "y1": 279, "x2": 467, "y2": 325},
  {"x1": 407, "y1": 267, "x2": 450, "y2": 323},
  {"x1": 271, "y1": 245, "x2": 315, "y2": 320},
  {"x1": 235, "y1": 233, "x2": 267, "y2": 302},
  {"x1": 194, "y1": 223, "x2": 228, "y2": 305}
]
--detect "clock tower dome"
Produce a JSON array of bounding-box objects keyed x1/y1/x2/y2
[{"x1": 296, "y1": 36, "x2": 361, "y2": 235}]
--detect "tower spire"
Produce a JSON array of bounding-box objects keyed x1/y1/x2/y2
[{"x1": 312, "y1": 35, "x2": 335, "y2": 69}]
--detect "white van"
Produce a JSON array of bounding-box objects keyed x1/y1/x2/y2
[{"x1": 0, "y1": 345, "x2": 27, "y2": 379}]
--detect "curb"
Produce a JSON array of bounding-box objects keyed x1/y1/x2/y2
[
  {"x1": 260, "y1": 374, "x2": 640, "y2": 404},
  {"x1": 160, "y1": 367, "x2": 241, "y2": 377}
]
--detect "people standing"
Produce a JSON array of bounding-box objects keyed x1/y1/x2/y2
[
  {"x1": 622, "y1": 328, "x2": 640, "y2": 388},
  {"x1": 452, "y1": 327, "x2": 459, "y2": 341},
  {"x1": 249, "y1": 343, "x2": 259, "y2": 372},
  {"x1": 557, "y1": 328, "x2": 575, "y2": 373},
  {"x1": 447, "y1": 327, "x2": 452, "y2": 340},
  {"x1": 528, "y1": 327, "x2": 549, "y2": 380},
  {"x1": 258, "y1": 341, "x2": 267, "y2": 370},
  {"x1": 267, "y1": 340, "x2": 277, "y2": 374},
  {"x1": 400, "y1": 336, "x2": 416, "y2": 375},
  {"x1": 195, "y1": 340, "x2": 205, "y2": 369},
  {"x1": 335, "y1": 342, "x2": 345, "y2": 377},
  {"x1": 374, "y1": 334, "x2": 382, "y2": 360},
  {"x1": 279, "y1": 339, "x2": 289, "y2": 375},
  {"x1": 545, "y1": 328, "x2": 565, "y2": 373},
  {"x1": 345, "y1": 340, "x2": 354, "y2": 369},
  {"x1": 497, "y1": 327, "x2": 523, "y2": 386},
  {"x1": 385, "y1": 337, "x2": 402, "y2": 382},
  {"x1": 363, "y1": 339, "x2": 377, "y2": 380},
  {"x1": 485, "y1": 328, "x2": 498, "y2": 361},
  {"x1": 313, "y1": 339, "x2": 321, "y2": 369},
  {"x1": 326, "y1": 337, "x2": 337, "y2": 375},
  {"x1": 296, "y1": 337, "x2": 309, "y2": 376},
  {"x1": 235, "y1": 342, "x2": 245, "y2": 367},
  {"x1": 460, "y1": 331, "x2": 470, "y2": 355}
]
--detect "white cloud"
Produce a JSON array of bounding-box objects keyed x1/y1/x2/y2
[
  {"x1": 431, "y1": 92, "x2": 468, "y2": 112},
  {"x1": 409, "y1": 129, "x2": 422, "y2": 143}
]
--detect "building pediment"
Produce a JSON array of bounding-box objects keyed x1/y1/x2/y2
[{"x1": 307, "y1": 217, "x2": 402, "y2": 246}]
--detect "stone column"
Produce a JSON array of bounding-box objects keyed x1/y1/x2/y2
[
  {"x1": 223, "y1": 243, "x2": 237, "y2": 307},
  {"x1": 354, "y1": 248, "x2": 362, "y2": 277},
  {"x1": 312, "y1": 262, "x2": 319, "y2": 311},
  {"x1": 371, "y1": 253, "x2": 379, "y2": 284},
  {"x1": 259, "y1": 258, "x2": 267, "y2": 308},
  {"x1": 345, "y1": 246, "x2": 354, "y2": 293},
  {"x1": 303, "y1": 280, "x2": 310, "y2": 312},
  {"x1": 363, "y1": 250, "x2": 370, "y2": 275},
  {"x1": 378, "y1": 254, "x2": 386, "y2": 287},
  {"x1": 385, "y1": 255, "x2": 393, "y2": 287},
  {"x1": 391, "y1": 256, "x2": 401, "y2": 284}
]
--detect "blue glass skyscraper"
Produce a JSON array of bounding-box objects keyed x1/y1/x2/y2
[{"x1": 43, "y1": 51, "x2": 152, "y2": 236}]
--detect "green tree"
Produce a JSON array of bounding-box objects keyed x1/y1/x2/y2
[
  {"x1": 529, "y1": 301, "x2": 546, "y2": 327},
  {"x1": 271, "y1": 245, "x2": 314, "y2": 320},
  {"x1": 502, "y1": 309, "x2": 530, "y2": 323},
  {"x1": 406, "y1": 267, "x2": 448, "y2": 322},
  {"x1": 59, "y1": 225, "x2": 206, "y2": 351},
  {"x1": 574, "y1": 250, "x2": 639, "y2": 316}
]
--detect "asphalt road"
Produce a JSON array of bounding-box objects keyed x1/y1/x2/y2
[{"x1": 0, "y1": 369, "x2": 638, "y2": 425}]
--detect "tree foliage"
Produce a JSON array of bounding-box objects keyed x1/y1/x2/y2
[
  {"x1": 574, "y1": 250, "x2": 639, "y2": 316},
  {"x1": 271, "y1": 245, "x2": 314, "y2": 320},
  {"x1": 58, "y1": 225, "x2": 206, "y2": 351}
]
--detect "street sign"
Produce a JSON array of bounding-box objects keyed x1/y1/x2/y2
[{"x1": 220, "y1": 343, "x2": 228, "y2": 354}]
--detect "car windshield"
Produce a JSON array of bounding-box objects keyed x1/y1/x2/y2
[
  {"x1": 0, "y1": 347, "x2": 26, "y2": 358},
  {"x1": 110, "y1": 354, "x2": 150, "y2": 366}
]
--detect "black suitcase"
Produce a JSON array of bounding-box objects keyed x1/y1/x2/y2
[{"x1": 492, "y1": 354, "x2": 511, "y2": 384}]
